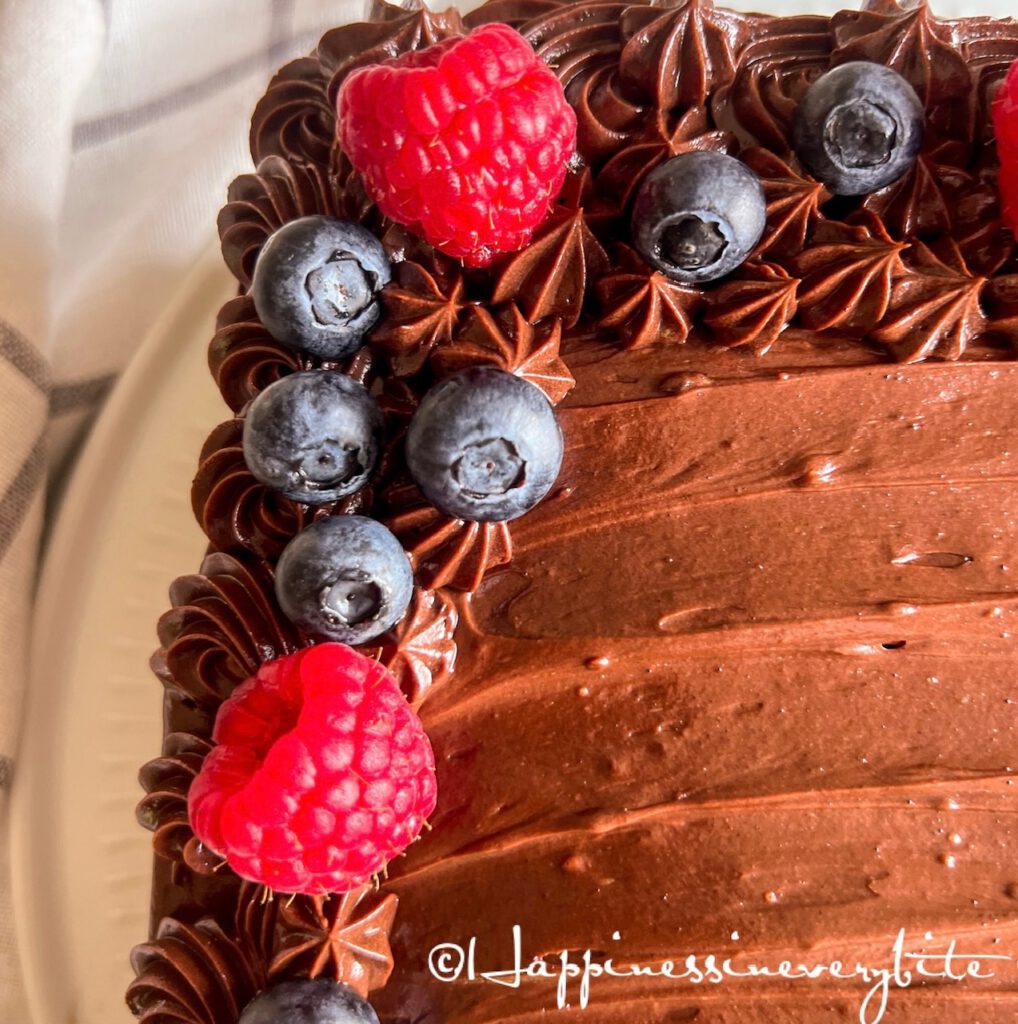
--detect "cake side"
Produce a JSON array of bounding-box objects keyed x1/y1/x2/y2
[{"x1": 130, "y1": 1, "x2": 1018, "y2": 1022}]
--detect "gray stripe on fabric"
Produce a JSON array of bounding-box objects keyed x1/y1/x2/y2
[
  {"x1": 50, "y1": 373, "x2": 117, "y2": 416},
  {"x1": 0, "y1": 432, "x2": 46, "y2": 561},
  {"x1": 71, "y1": 29, "x2": 321, "y2": 151},
  {"x1": 0, "y1": 321, "x2": 49, "y2": 395},
  {"x1": 269, "y1": 0, "x2": 297, "y2": 55}
]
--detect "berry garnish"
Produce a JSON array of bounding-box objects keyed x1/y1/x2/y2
[
  {"x1": 336, "y1": 23, "x2": 577, "y2": 267},
  {"x1": 275, "y1": 516, "x2": 413, "y2": 645},
  {"x1": 793, "y1": 62, "x2": 923, "y2": 196},
  {"x1": 240, "y1": 979, "x2": 379, "y2": 1024},
  {"x1": 188, "y1": 644, "x2": 437, "y2": 895},
  {"x1": 243, "y1": 370, "x2": 383, "y2": 505},
  {"x1": 406, "y1": 366, "x2": 563, "y2": 522},
  {"x1": 992, "y1": 59, "x2": 1018, "y2": 233},
  {"x1": 631, "y1": 152, "x2": 766, "y2": 284},
  {"x1": 251, "y1": 216, "x2": 391, "y2": 359}
]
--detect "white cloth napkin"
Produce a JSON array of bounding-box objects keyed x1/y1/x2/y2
[{"x1": 0, "y1": 1, "x2": 360, "y2": 1019}]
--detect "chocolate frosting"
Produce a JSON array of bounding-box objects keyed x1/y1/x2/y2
[
  {"x1": 127, "y1": 882, "x2": 398, "y2": 1022},
  {"x1": 127, "y1": 917, "x2": 264, "y2": 1024},
  {"x1": 270, "y1": 886, "x2": 399, "y2": 996},
  {"x1": 704, "y1": 259, "x2": 799, "y2": 353},
  {"x1": 154, "y1": 551, "x2": 300, "y2": 713},
  {"x1": 373, "y1": 354, "x2": 1018, "y2": 1022},
  {"x1": 359, "y1": 588, "x2": 459, "y2": 709},
  {"x1": 137, "y1": 732, "x2": 218, "y2": 878},
  {"x1": 597, "y1": 243, "x2": 701, "y2": 346},
  {"x1": 134, "y1": 0, "x2": 1018, "y2": 1021},
  {"x1": 372, "y1": 246, "x2": 468, "y2": 376},
  {"x1": 383, "y1": 483, "x2": 514, "y2": 593}
]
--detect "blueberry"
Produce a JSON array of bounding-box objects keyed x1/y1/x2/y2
[
  {"x1": 793, "y1": 61, "x2": 924, "y2": 196},
  {"x1": 251, "y1": 215, "x2": 391, "y2": 359},
  {"x1": 239, "y1": 979, "x2": 378, "y2": 1024},
  {"x1": 631, "y1": 151, "x2": 767, "y2": 284},
  {"x1": 406, "y1": 367, "x2": 563, "y2": 523},
  {"x1": 275, "y1": 516, "x2": 413, "y2": 644},
  {"x1": 243, "y1": 370, "x2": 383, "y2": 504}
]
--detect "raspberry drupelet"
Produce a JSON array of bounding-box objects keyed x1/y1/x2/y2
[{"x1": 993, "y1": 59, "x2": 1018, "y2": 233}]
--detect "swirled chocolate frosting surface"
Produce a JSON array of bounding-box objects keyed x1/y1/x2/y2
[{"x1": 133, "y1": 0, "x2": 1018, "y2": 1021}]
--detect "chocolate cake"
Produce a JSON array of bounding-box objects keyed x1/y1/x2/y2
[{"x1": 128, "y1": 1, "x2": 1018, "y2": 1021}]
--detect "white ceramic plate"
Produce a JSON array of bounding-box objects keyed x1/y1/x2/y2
[
  {"x1": 11, "y1": 1, "x2": 1013, "y2": 1022},
  {"x1": 12, "y1": 244, "x2": 233, "y2": 1024}
]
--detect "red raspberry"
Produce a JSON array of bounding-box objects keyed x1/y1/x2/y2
[
  {"x1": 187, "y1": 644, "x2": 437, "y2": 894},
  {"x1": 993, "y1": 59, "x2": 1018, "y2": 231},
  {"x1": 336, "y1": 23, "x2": 577, "y2": 267}
]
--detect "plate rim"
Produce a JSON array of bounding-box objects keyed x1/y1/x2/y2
[{"x1": 10, "y1": 241, "x2": 231, "y2": 1024}]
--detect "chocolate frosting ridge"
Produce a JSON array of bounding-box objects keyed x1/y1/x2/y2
[
  {"x1": 128, "y1": 886, "x2": 397, "y2": 1024},
  {"x1": 249, "y1": 58, "x2": 334, "y2": 171},
  {"x1": 704, "y1": 260, "x2": 800, "y2": 353},
  {"x1": 617, "y1": 0, "x2": 747, "y2": 110},
  {"x1": 128, "y1": 917, "x2": 263, "y2": 1024},
  {"x1": 209, "y1": 296, "x2": 301, "y2": 412},
  {"x1": 218, "y1": 156, "x2": 372, "y2": 290},
  {"x1": 270, "y1": 886, "x2": 399, "y2": 997},
  {"x1": 137, "y1": 732, "x2": 217, "y2": 877},
  {"x1": 156, "y1": 551, "x2": 299, "y2": 713}
]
